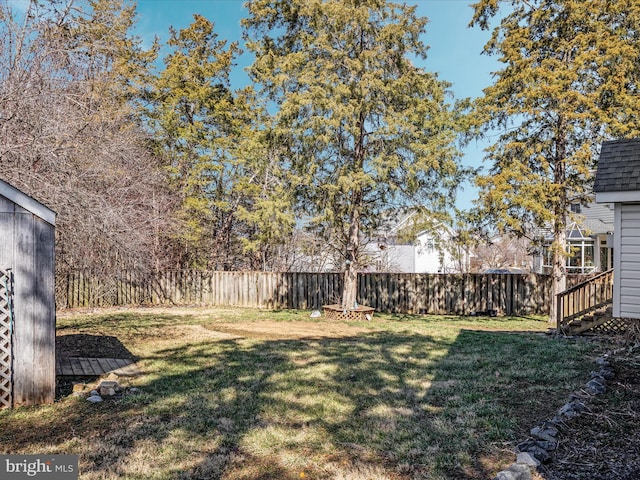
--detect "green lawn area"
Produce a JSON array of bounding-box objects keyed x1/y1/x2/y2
[{"x1": 1, "y1": 308, "x2": 604, "y2": 479}]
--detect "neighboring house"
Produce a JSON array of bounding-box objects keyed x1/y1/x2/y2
[
  {"x1": 366, "y1": 214, "x2": 469, "y2": 273},
  {"x1": 594, "y1": 138, "x2": 640, "y2": 319},
  {"x1": 533, "y1": 200, "x2": 614, "y2": 275},
  {"x1": 288, "y1": 213, "x2": 470, "y2": 274}
]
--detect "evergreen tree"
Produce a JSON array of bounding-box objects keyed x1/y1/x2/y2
[
  {"x1": 65, "y1": 0, "x2": 158, "y2": 114},
  {"x1": 233, "y1": 87, "x2": 297, "y2": 271},
  {"x1": 151, "y1": 14, "x2": 242, "y2": 268},
  {"x1": 470, "y1": 0, "x2": 640, "y2": 321},
  {"x1": 244, "y1": 0, "x2": 463, "y2": 309}
]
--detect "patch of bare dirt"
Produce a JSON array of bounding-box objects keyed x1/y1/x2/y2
[
  {"x1": 539, "y1": 348, "x2": 640, "y2": 480},
  {"x1": 56, "y1": 334, "x2": 135, "y2": 359},
  {"x1": 205, "y1": 320, "x2": 379, "y2": 340},
  {"x1": 56, "y1": 305, "x2": 237, "y2": 318}
]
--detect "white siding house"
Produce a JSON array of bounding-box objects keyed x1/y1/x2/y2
[
  {"x1": 534, "y1": 201, "x2": 614, "y2": 275},
  {"x1": 616, "y1": 204, "x2": 640, "y2": 317},
  {"x1": 413, "y1": 230, "x2": 462, "y2": 273},
  {"x1": 594, "y1": 138, "x2": 640, "y2": 319},
  {"x1": 368, "y1": 215, "x2": 468, "y2": 273}
]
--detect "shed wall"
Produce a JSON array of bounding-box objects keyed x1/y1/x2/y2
[
  {"x1": 617, "y1": 203, "x2": 640, "y2": 319},
  {"x1": 0, "y1": 195, "x2": 55, "y2": 406}
]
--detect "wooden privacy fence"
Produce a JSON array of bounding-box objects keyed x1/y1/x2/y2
[{"x1": 57, "y1": 270, "x2": 553, "y2": 316}]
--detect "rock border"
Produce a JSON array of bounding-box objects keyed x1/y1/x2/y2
[
  {"x1": 72, "y1": 372, "x2": 143, "y2": 403},
  {"x1": 493, "y1": 354, "x2": 615, "y2": 480}
]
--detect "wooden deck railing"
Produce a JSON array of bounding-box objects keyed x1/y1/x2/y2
[{"x1": 556, "y1": 269, "x2": 613, "y2": 331}]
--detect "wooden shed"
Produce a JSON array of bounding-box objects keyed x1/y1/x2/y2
[
  {"x1": 0, "y1": 179, "x2": 56, "y2": 408},
  {"x1": 594, "y1": 139, "x2": 640, "y2": 319}
]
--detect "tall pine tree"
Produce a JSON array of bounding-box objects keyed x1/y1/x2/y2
[
  {"x1": 244, "y1": 0, "x2": 463, "y2": 309},
  {"x1": 151, "y1": 15, "x2": 242, "y2": 268},
  {"x1": 470, "y1": 0, "x2": 640, "y2": 321}
]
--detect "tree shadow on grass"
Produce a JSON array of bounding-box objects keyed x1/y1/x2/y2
[{"x1": 0, "y1": 328, "x2": 599, "y2": 479}]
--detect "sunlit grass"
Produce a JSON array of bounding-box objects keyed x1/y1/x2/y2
[{"x1": 1, "y1": 308, "x2": 603, "y2": 479}]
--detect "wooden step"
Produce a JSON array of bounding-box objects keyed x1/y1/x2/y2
[
  {"x1": 562, "y1": 305, "x2": 613, "y2": 335},
  {"x1": 567, "y1": 314, "x2": 613, "y2": 335}
]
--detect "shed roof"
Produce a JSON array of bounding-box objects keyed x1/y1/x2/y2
[
  {"x1": 0, "y1": 178, "x2": 56, "y2": 226},
  {"x1": 594, "y1": 139, "x2": 640, "y2": 194}
]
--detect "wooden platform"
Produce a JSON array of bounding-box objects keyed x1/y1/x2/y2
[
  {"x1": 56, "y1": 357, "x2": 141, "y2": 377},
  {"x1": 323, "y1": 304, "x2": 374, "y2": 321}
]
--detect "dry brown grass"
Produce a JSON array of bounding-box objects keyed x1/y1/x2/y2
[{"x1": 1, "y1": 307, "x2": 605, "y2": 479}]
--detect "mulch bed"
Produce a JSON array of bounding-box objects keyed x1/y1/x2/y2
[
  {"x1": 56, "y1": 333, "x2": 135, "y2": 360},
  {"x1": 539, "y1": 347, "x2": 640, "y2": 480}
]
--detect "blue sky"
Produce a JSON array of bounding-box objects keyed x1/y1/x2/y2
[{"x1": 134, "y1": 0, "x2": 502, "y2": 210}]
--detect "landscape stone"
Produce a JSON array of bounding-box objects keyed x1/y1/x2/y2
[
  {"x1": 550, "y1": 415, "x2": 565, "y2": 426},
  {"x1": 494, "y1": 463, "x2": 532, "y2": 480},
  {"x1": 494, "y1": 471, "x2": 518, "y2": 480},
  {"x1": 523, "y1": 445, "x2": 551, "y2": 463},
  {"x1": 571, "y1": 401, "x2": 587, "y2": 413},
  {"x1": 557, "y1": 405, "x2": 579, "y2": 419},
  {"x1": 599, "y1": 367, "x2": 615, "y2": 380},
  {"x1": 89, "y1": 390, "x2": 99, "y2": 397},
  {"x1": 558, "y1": 400, "x2": 586, "y2": 418},
  {"x1": 537, "y1": 420, "x2": 560, "y2": 430},
  {"x1": 585, "y1": 379, "x2": 606, "y2": 395},
  {"x1": 516, "y1": 441, "x2": 536, "y2": 453},
  {"x1": 98, "y1": 380, "x2": 118, "y2": 389},
  {"x1": 595, "y1": 356, "x2": 610, "y2": 367},
  {"x1": 86, "y1": 395, "x2": 103, "y2": 403},
  {"x1": 98, "y1": 381, "x2": 119, "y2": 396},
  {"x1": 128, "y1": 387, "x2": 141, "y2": 394},
  {"x1": 534, "y1": 440, "x2": 557, "y2": 451},
  {"x1": 517, "y1": 452, "x2": 540, "y2": 468},
  {"x1": 72, "y1": 383, "x2": 89, "y2": 396},
  {"x1": 530, "y1": 425, "x2": 558, "y2": 442}
]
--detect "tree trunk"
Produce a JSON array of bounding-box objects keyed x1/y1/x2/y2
[
  {"x1": 550, "y1": 117, "x2": 568, "y2": 324},
  {"x1": 341, "y1": 106, "x2": 367, "y2": 311},
  {"x1": 550, "y1": 226, "x2": 567, "y2": 325},
  {"x1": 341, "y1": 193, "x2": 362, "y2": 311},
  {"x1": 342, "y1": 258, "x2": 358, "y2": 310}
]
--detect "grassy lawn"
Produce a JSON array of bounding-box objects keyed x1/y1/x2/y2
[{"x1": 0, "y1": 308, "x2": 604, "y2": 479}]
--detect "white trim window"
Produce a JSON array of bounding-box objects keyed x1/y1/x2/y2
[{"x1": 542, "y1": 223, "x2": 597, "y2": 274}]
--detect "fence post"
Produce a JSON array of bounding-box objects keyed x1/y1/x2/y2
[{"x1": 556, "y1": 293, "x2": 563, "y2": 333}]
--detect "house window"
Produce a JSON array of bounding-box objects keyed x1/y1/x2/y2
[
  {"x1": 424, "y1": 237, "x2": 438, "y2": 253},
  {"x1": 542, "y1": 222, "x2": 597, "y2": 274},
  {"x1": 570, "y1": 203, "x2": 582, "y2": 214},
  {"x1": 567, "y1": 239, "x2": 595, "y2": 274}
]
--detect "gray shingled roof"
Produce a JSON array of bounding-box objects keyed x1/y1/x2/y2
[{"x1": 594, "y1": 138, "x2": 640, "y2": 193}]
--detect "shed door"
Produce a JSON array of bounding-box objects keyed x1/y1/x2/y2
[{"x1": 0, "y1": 268, "x2": 14, "y2": 408}]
